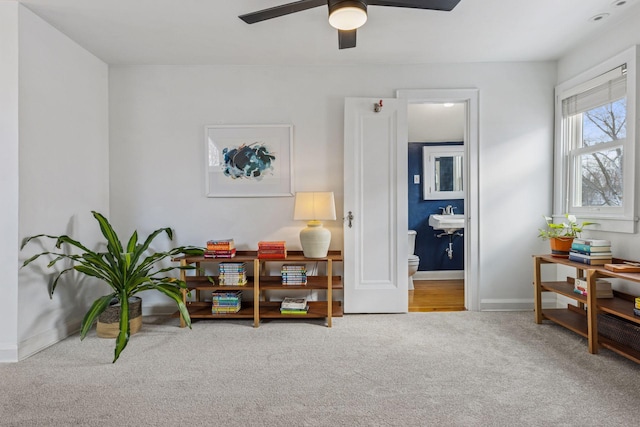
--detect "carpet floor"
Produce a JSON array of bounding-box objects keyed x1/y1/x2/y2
[{"x1": 2, "y1": 311, "x2": 640, "y2": 426}]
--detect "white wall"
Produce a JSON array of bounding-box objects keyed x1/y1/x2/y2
[
  {"x1": 556, "y1": 5, "x2": 640, "y2": 295},
  {"x1": 109, "y1": 61, "x2": 556, "y2": 312},
  {"x1": 15, "y1": 5, "x2": 110, "y2": 360},
  {"x1": 0, "y1": 1, "x2": 20, "y2": 362}
]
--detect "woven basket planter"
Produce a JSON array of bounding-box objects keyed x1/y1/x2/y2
[{"x1": 96, "y1": 297, "x2": 142, "y2": 339}]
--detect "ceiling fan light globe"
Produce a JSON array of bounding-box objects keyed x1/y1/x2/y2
[{"x1": 329, "y1": 4, "x2": 367, "y2": 30}]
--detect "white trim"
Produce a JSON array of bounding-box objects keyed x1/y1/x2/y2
[
  {"x1": 0, "y1": 345, "x2": 18, "y2": 363},
  {"x1": 17, "y1": 318, "x2": 81, "y2": 361},
  {"x1": 480, "y1": 298, "x2": 538, "y2": 311},
  {"x1": 396, "y1": 88, "x2": 480, "y2": 311}
]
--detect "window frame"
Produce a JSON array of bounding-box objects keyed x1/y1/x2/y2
[{"x1": 554, "y1": 46, "x2": 638, "y2": 233}]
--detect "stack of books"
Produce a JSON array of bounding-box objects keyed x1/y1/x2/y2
[
  {"x1": 281, "y1": 264, "x2": 307, "y2": 286},
  {"x1": 258, "y1": 241, "x2": 287, "y2": 259},
  {"x1": 205, "y1": 239, "x2": 236, "y2": 258},
  {"x1": 568, "y1": 238, "x2": 612, "y2": 265},
  {"x1": 573, "y1": 277, "x2": 613, "y2": 298},
  {"x1": 280, "y1": 297, "x2": 309, "y2": 315},
  {"x1": 211, "y1": 290, "x2": 242, "y2": 314},
  {"x1": 218, "y1": 262, "x2": 247, "y2": 286}
]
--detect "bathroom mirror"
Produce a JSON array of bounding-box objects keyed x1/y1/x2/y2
[{"x1": 423, "y1": 146, "x2": 464, "y2": 200}]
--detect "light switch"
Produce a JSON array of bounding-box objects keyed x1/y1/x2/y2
[{"x1": 413, "y1": 175, "x2": 420, "y2": 184}]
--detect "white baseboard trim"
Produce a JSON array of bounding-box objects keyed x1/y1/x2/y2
[
  {"x1": 0, "y1": 344, "x2": 18, "y2": 363},
  {"x1": 414, "y1": 270, "x2": 464, "y2": 280},
  {"x1": 480, "y1": 296, "x2": 558, "y2": 311},
  {"x1": 17, "y1": 318, "x2": 81, "y2": 361}
]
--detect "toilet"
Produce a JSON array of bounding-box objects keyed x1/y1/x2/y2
[{"x1": 408, "y1": 230, "x2": 420, "y2": 290}]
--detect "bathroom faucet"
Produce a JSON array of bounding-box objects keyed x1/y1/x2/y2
[{"x1": 439, "y1": 205, "x2": 456, "y2": 215}]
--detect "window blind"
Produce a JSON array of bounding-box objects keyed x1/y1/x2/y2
[{"x1": 562, "y1": 64, "x2": 627, "y2": 117}]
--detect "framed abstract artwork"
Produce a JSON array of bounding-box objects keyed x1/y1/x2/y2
[{"x1": 205, "y1": 124, "x2": 294, "y2": 197}]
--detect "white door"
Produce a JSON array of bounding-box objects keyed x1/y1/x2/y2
[{"x1": 343, "y1": 97, "x2": 408, "y2": 313}]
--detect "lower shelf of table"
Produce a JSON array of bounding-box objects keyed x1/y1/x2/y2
[
  {"x1": 259, "y1": 301, "x2": 343, "y2": 318},
  {"x1": 541, "y1": 306, "x2": 640, "y2": 363},
  {"x1": 174, "y1": 301, "x2": 343, "y2": 321},
  {"x1": 183, "y1": 302, "x2": 255, "y2": 319},
  {"x1": 541, "y1": 307, "x2": 588, "y2": 338}
]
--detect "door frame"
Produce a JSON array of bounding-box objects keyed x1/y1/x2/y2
[{"x1": 397, "y1": 89, "x2": 479, "y2": 311}]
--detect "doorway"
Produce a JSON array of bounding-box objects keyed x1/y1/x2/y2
[
  {"x1": 407, "y1": 102, "x2": 466, "y2": 311},
  {"x1": 397, "y1": 89, "x2": 479, "y2": 311}
]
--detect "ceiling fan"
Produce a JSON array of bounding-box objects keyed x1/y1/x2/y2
[{"x1": 239, "y1": 0, "x2": 461, "y2": 49}]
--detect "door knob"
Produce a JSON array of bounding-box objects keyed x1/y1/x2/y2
[{"x1": 345, "y1": 211, "x2": 354, "y2": 228}]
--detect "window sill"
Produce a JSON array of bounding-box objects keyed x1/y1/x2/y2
[{"x1": 553, "y1": 214, "x2": 637, "y2": 234}]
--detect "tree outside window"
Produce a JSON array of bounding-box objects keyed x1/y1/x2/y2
[{"x1": 575, "y1": 98, "x2": 626, "y2": 207}]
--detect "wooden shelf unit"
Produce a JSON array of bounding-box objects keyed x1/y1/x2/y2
[
  {"x1": 174, "y1": 250, "x2": 343, "y2": 328},
  {"x1": 533, "y1": 254, "x2": 640, "y2": 363}
]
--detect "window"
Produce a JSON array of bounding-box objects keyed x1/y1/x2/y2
[{"x1": 554, "y1": 47, "x2": 637, "y2": 233}]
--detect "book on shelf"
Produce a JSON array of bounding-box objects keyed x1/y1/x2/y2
[
  {"x1": 568, "y1": 254, "x2": 612, "y2": 265},
  {"x1": 569, "y1": 250, "x2": 613, "y2": 259},
  {"x1": 207, "y1": 239, "x2": 235, "y2": 251},
  {"x1": 604, "y1": 263, "x2": 640, "y2": 273},
  {"x1": 280, "y1": 297, "x2": 307, "y2": 310},
  {"x1": 281, "y1": 264, "x2": 307, "y2": 285},
  {"x1": 258, "y1": 240, "x2": 287, "y2": 259},
  {"x1": 204, "y1": 248, "x2": 237, "y2": 258},
  {"x1": 258, "y1": 240, "x2": 286, "y2": 249},
  {"x1": 280, "y1": 306, "x2": 309, "y2": 315},
  {"x1": 211, "y1": 290, "x2": 241, "y2": 313},
  {"x1": 282, "y1": 264, "x2": 307, "y2": 271},
  {"x1": 572, "y1": 238, "x2": 612, "y2": 247},
  {"x1": 258, "y1": 252, "x2": 287, "y2": 259},
  {"x1": 570, "y1": 243, "x2": 611, "y2": 253},
  {"x1": 573, "y1": 277, "x2": 613, "y2": 298},
  {"x1": 218, "y1": 262, "x2": 247, "y2": 286}
]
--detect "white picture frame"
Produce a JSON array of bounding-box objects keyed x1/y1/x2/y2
[{"x1": 205, "y1": 124, "x2": 294, "y2": 197}]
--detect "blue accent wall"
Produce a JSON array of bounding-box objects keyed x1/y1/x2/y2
[{"x1": 408, "y1": 142, "x2": 464, "y2": 271}]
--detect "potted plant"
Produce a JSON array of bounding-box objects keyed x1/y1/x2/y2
[
  {"x1": 538, "y1": 214, "x2": 594, "y2": 257},
  {"x1": 21, "y1": 211, "x2": 203, "y2": 362}
]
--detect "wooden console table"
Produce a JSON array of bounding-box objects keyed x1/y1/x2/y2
[
  {"x1": 174, "y1": 250, "x2": 343, "y2": 328},
  {"x1": 533, "y1": 254, "x2": 640, "y2": 363}
]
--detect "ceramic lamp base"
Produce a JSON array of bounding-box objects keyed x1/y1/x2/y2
[{"x1": 299, "y1": 221, "x2": 331, "y2": 258}]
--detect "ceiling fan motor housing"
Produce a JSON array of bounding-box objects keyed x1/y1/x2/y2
[{"x1": 328, "y1": 0, "x2": 368, "y2": 14}]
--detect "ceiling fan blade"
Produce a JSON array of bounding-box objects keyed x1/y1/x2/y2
[
  {"x1": 367, "y1": 0, "x2": 461, "y2": 11},
  {"x1": 239, "y1": 0, "x2": 327, "y2": 24},
  {"x1": 338, "y1": 29, "x2": 357, "y2": 49}
]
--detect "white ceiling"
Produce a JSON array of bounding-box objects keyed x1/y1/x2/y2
[{"x1": 15, "y1": 0, "x2": 640, "y2": 65}]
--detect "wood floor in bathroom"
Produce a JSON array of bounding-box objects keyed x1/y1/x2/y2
[{"x1": 409, "y1": 280, "x2": 465, "y2": 312}]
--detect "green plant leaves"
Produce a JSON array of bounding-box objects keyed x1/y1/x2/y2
[{"x1": 20, "y1": 211, "x2": 204, "y2": 362}]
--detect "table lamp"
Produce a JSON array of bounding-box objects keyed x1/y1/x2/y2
[{"x1": 293, "y1": 192, "x2": 336, "y2": 258}]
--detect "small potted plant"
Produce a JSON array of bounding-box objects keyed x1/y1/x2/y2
[
  {"x1": 538, "y1": 214, "x2": 594, "y2": 257},
  {"x1": 21, "y1": 211, "x2": 203, "y2": 362}
]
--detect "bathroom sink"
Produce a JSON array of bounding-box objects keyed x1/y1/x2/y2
[{"x1": 429, "y1": 214, "x2": 465, "y2": 234}]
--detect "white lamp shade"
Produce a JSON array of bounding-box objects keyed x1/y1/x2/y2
[
  {"x1": 293, "y1": 192, "x2": 336, "y2": 258},
  {"x1": 293, "y1": 192, "x2": 336, "y2": 221},
  {"x1": 329, "y1": 5, "x2": 367, "y2": 30}
]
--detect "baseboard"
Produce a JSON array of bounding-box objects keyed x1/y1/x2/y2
[
  {"x1": 480, "y1": 297, "x2": 556, "y2": 311},
  {"x1": 0, "y1": 344, "x2": 18, "y2": 363},
  {"x1": 17, "y1": 318, "x2": 81, "y2": 361},
  {"x1": 414, "y1": 270, "x2": 464, "y2": 281}
]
